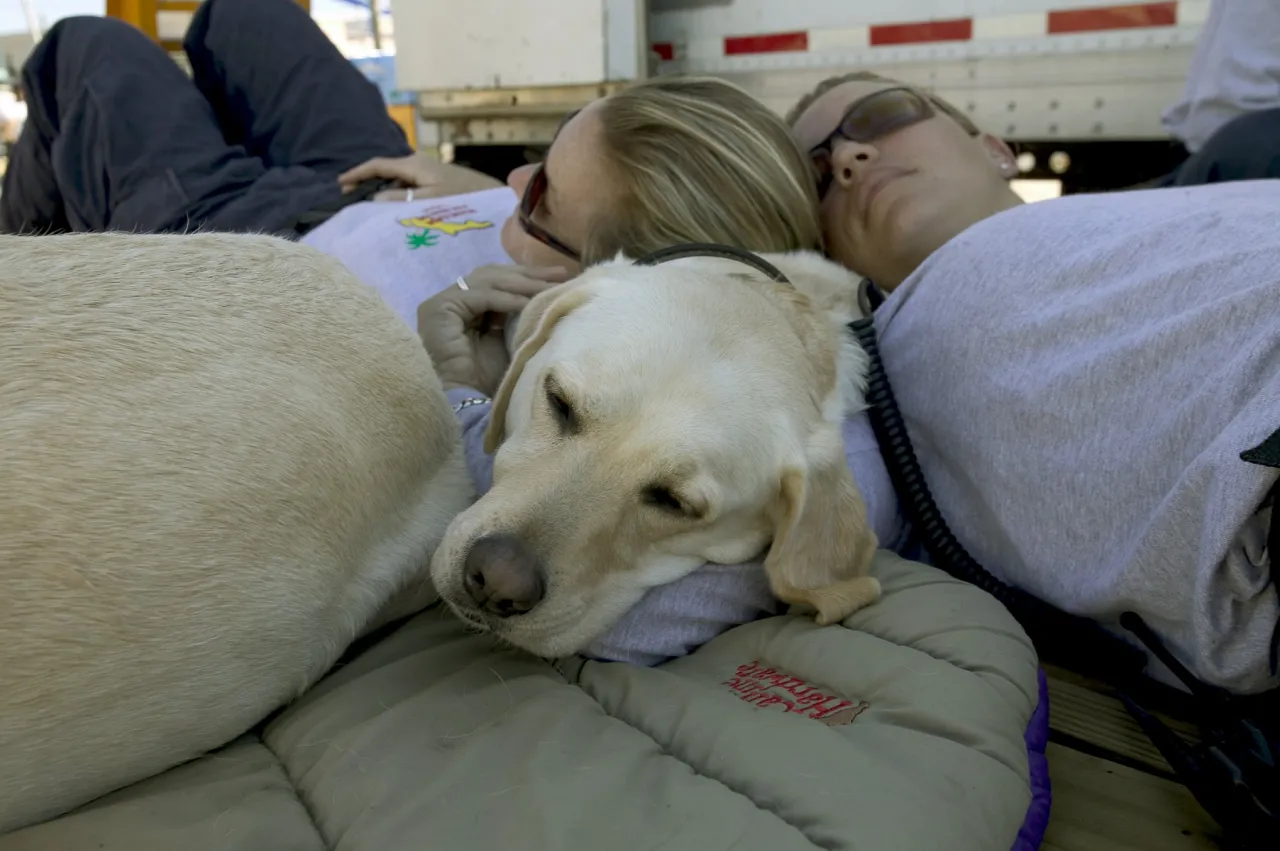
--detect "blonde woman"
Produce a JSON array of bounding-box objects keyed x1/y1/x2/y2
[{"x1": 320, "y1": 74, "x2": 821, "y2": 342}]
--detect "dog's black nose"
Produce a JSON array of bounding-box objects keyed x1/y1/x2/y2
[{"x1": 463, "y1": 534, "x2": 546, "y2": 617}]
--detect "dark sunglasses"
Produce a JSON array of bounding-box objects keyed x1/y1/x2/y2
[
  {"x1": 517, "y1": 109, "x2": 582, "y2": 262},
  {"x1": 809, "y1": 87, "x2": 939, "y2": 199}
]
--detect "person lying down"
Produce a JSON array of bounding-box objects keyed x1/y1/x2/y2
[{"x1": 426, "y1": 251, "x2": 894, "y2": 665}]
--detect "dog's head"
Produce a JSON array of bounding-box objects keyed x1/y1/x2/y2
[{"x1": 430, "y1": 251, "x2": 878, "y2": 657}]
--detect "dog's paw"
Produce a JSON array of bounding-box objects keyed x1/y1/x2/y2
[{"x1": 812, "y1": 576, "x2": 882, "y2": 626}]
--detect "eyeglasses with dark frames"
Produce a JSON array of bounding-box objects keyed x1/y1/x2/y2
[
  {"x1": 516, "y1": 108, "x2": 583, "y2": 262},
  {"x1": 809, "y1": 87, "x2": 955, "y2": 199}
]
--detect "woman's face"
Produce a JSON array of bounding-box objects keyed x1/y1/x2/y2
[
  {"x1": 500, "y1": 100, "x2": 619, "y2": 274},
  {"x1": 792, "y1": 80, "x2": 1020, "y2": 289}
]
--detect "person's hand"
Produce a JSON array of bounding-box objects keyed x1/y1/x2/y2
[
  {"x1": 338, "y1": 153, "x2": 502, "y2": 200},
  {"x1": 418, "y1": 265, "x2": 573, "y2": 396}
]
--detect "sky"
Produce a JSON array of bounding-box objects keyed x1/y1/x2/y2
[{"x1": 0, "y1": 0, "x2": 362, "y2": 35}]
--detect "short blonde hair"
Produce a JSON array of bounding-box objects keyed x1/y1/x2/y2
[
  {"x1": 585, "y1": 76, "x2": 822, "y2": 266},
  {"x1": 785, "y1": 71, "x2": 980, "y2": 136}
]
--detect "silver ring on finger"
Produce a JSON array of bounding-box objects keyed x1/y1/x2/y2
[{"x1": 454, "y1": 275, "x2": 470, "y2": 292}]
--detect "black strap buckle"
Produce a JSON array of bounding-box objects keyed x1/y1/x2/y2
[
  {"x1": 1240, "y1": 429, "x2": 1280, "y2": 675},
  {"x1": 1120, "y1": 612, "x2": 1279, "y2": 848}
]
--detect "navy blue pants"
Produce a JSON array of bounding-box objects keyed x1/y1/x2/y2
[
  {"x1": 1162, "y1": 107, "x2": 1280, "y2": 187},
  {"x1": 0, "y1": 0, "x2": 410, "y2": 236}
]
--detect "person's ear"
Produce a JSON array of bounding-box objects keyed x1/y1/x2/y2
[{"x1": 979, "y1": 133, "x2": 1019, "y2": 180}]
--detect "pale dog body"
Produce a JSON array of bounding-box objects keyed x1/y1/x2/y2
[
  {"x1": 432, "y1": 251, "x2": 881, "y2": 658},
  {"x1": 0, "y1": 233, "x2": 472, "y2": 834}
]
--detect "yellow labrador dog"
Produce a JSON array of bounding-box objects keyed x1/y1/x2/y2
[
  {"x1": 0, "y1": 233, "x2": 471, "y2": 834},
  {"x1": 431, "y1": 250, "x2": 880, "y2": 658}
]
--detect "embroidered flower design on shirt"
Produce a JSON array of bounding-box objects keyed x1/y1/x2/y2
[{"x1": 406, "y1": 230, "x2": 440, "y2": 250}]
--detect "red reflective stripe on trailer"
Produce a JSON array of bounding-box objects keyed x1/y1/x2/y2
[
  {"x1": 869, "y1": 18, "x2": 973, "y2": 46},
  {"x1": 1047, "y1": 2, "x2": 1176, "y2": 34},
  {"x1": 724, "y1": 30, "x2": 808, "y2": 56},
  {"x1": 652, "y1": 42, "x2": 675, "y2": 60}
]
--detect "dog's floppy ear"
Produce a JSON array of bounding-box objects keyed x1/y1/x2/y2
[
  {"x1": 763, "y1": 434, "x2": 881, "y2": 625},
  {"x1": 506, "y1": 278, "x2": 574, "y2": 355},
  {"x1": 484, "y1": 283, "x2": 593, "y2": 454}
]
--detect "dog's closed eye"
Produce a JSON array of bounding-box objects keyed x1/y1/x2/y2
[
  {"x1": 642, "y1": 484, "x2": 704, "y2": 520},
  {"x1": 544, "y1": 374, "x2": 578, "y2": 433}
]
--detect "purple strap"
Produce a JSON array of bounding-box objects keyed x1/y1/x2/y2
[{"x1": 1011, "y1": 668, "x2": 1053, "y2": 850}]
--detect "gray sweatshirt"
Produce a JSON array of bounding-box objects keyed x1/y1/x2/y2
[{"x1": 875, "y1": 179, "x2": 1279, "y2": 694}]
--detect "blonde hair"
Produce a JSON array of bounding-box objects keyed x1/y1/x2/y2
[
  {"x1": 785, "y1": 71, "x2": 980, "y2": 136},
  {"x1": 584, "y1": 76, "x2": 822, "y2": 266}
]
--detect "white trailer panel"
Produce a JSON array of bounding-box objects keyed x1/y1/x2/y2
[
  {"x1": 391, "y1": 0, "x2": 646, "y2": 91},
  {"x1": 394, "y1": 1, "x2": 1209, "y2": 151}
]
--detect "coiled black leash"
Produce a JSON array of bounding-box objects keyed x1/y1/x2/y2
[
  {"x1": 847, "y1": 313, "x2": 1279, "y2": 850},
  {"x1": 847, "y1": 315, "x2": 1147, "y2": 681}
]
